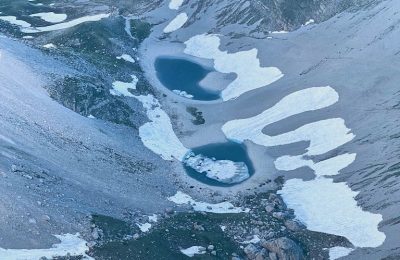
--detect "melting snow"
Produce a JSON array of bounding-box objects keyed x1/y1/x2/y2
[
  {"x1": 184, "y1": 152, "x2": 250, "y2": 184},
  {"x1": 116, "y1": 54, "x2": 135, "y2": 63},
  {"x1": 163, "y1": 13, "x2": 188, "y2": 33},
  {"x1": 329, "y1": 247, "x2": 354, "y2": 260},
  {"x1": 222, "y1": 85, "x2": 386, "y2": 251},
  {"x1": 22, "y1": 13, "x2": 110, "y2": 33},
  {"x1": 168, "y1": 191, "x2": 249, "y2": 213},
  {"x1": 184, "y1": 34, "x2": 283, "y2": 101},
  {"x1": 30, "y1": 12, "x2": 67, "y2": 23},
  {"x1": 110, "y1": 75, "x2": 138, "y2": 97},
  {"x1": 180, "y1": 246, "x2": 206, "y2": 257},
  {"x1": 169, "y1": 0, "x2": 185, "y2": 10},
  {"x1": 0, "y1": 233, "x2": 93, "y2": 260}
]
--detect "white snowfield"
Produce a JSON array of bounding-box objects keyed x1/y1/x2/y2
[
  {"x1": 116, "y1": 54, "x2": 135, "y2": 63},
  {"x1": 184, "y1": 153, "x2": 250, "y2": 184},
  {"x1": 180, "y1": 246, "x2": 206, "y2": 257},
  {"x1": 169, "y1": 0, "x2": 185, "y2": 10},
  {"x1": 110, "y1": 75, "x2": 138, "y2": 98},
  {"x1": 329, "y1": 247, "x2": 354, "y2": 260},
  {"x1": 163, "y1": 13, "x2": 188, "y2": 33},
  {"x1": 133, "y1": 94, "x2": 190, "y2": 161},
  {"x1": 30, "y1": 12, "x2": 67, "y2": 23},
  {"x1": 0, "y1": 233, "x2": 93, "y2": 260},
  {"x1": 222, "y1": 85, "x2": 386, "y2": 255},
  {"x1": 168, "y1": 191, "x2": 249, "y2": 213},
  {"x1": 22, "y1": 13, "x2": 110, "y2": 33},
  {"x1": 0, "y1": 16, "x2": 31, "y2": 28},
  {"x1": 132, "y1": 95, "x2": 250, "y2": 184},
  {"x1": 184, "y1": 34, "x2": 283, "y2": 101}
]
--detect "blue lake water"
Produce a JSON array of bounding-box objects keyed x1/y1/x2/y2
[
  {"x1": 155, "y1": 57, "x2": 220, "y2": 101},
  {"x1": 184, "y1": 142, "x2": 254, "y2": 187}
]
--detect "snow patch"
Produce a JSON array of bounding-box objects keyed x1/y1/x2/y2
[
  {"x1": 172, "y1": 89, "x2": 193, "y2": 99},
  {"x1": 133, "y1": 95, "x2": 189, "y2": 161},
  {"x1": 163, "y1": 13, "x2": 188, "y2": 33},
  {"x1": 169, "y1": 0, "x2": 185, "y2": 10},
  {"x1": 137, "y1": 223, "x2": 152, "y2": 233},
  {"x1": 22, "y1": 13, "x2": 110, "y2": 33},
  {"x1": 180, "y1": 246, "x2": 206, "y2": 257},
  {"x1": 42, "y1": 43, "x2": 56, "y2": 49},
  {"x1": 0, "y1": 16, "x2": 31, "y2": 28},
  {"x1": 30, "y1": 12, "x2": 67, "y2": 23},
  {"x1": 329, "y1": 247, "x2": 354, "y2": 260},
  {"x1": 110, "y1": 75, "x2": 138, "y2": 97},
  {"x1": 184, "y1": 34, "x2": 283, "y2": 101},
  {"x1": 168, "y1": 191, "x2": 249, "y2": 214},
  {"x1": 116, "y1": 54, "x2": 135, "y2": 63},
  {"x1": 0, "y1": 233, "x2": 93, "y2": 260}
]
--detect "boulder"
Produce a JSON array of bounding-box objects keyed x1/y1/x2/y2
[
  {"x1": 284, "y1": 220, "x2": 305, "y2": 232},
  {"x1": 244, "y1": 244, "x2": 260, "y2": 259},
  {"x1": 261, "y1": 237, "x2": 303, "y2": 260}
]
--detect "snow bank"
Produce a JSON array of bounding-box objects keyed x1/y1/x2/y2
[
  {"x1": 184, "y1": 34, "x2": 283, "y2": 101},
  {"x1": 134, "y1": 95, "x2": 189, "y2": 161},
  {"x1": 180, "y1": 246, "x2": 206, "y2": 257},
  {"x1": 117, "y1": 54, "x2": 135, "y2": 63},
  {"x1": 30, "y1": 12, "x2": 67, "y2": 23},
  {"x1": 137, "y1": 223, "x2": 152, "y2": 233},
  {"x1": 329, "y1": 247, "x2": 354, "y2": 260},
  {"x1": 22, "y1": 13, "x2": 110, "y2": 33},
  {"x1": 163, "y1": 13, "x2": 188, "y2": 33},
  {"x1": 168, "y1": 191, "x2": 249, "y2": 213},
  {"x1": 0, "y1": 16, "x2": 31, "y2": 28},
  {"x1": 0, "y1": 233, "x2": 93, "y2": 260},
  {"x1": 169, "y1": 0, "x2": 185, "y2": 10},
  {"x1": 184, "y1": 152, "x2": 249, "y2": 184},
  {"x1": 222, "y1": 86, "x2": 341, "y2": 152},
  {"x1": 222, "y1": 85, "x2": 386, "y2": 253},
  {"x1": 110, "y1": 75, "x2": 138, "y2": 97},
  {"x1": 279, "y1": 178, "x2": 385, "y2": 248}
]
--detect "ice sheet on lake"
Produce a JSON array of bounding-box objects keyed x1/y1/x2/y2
[
  {"x1": 184, "y1": 34, "x2": 283, "y2": 101},
  {"x1": 184, "y1": 152, "x2": 249, "y2": 184},
  {"x1": 0, "y1": 233, "x2": 93, "y2": 260},
  {"x1": 30, "y1": 12, "x2": 67, "y2": 23},
  {"x1": 180, "y1": 246, "x2": 206, "y2": 257},
  {"x1": 169, "y1": 0, "x2": 185, "y2": 10},
  {"x1": 168, "y1": 191, "x2": 249, "y2": 213},
  {"x1": 163, "y1": 13, "x2": 188, "y2": 33}
]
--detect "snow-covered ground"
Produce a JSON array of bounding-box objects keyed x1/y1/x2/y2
[
  {"x1": 30, "y1": 12, "x2": 67, "y2": 23},
  {"x1": 222, "y1": 85, "x2": 385, "y2": 256},
  {"x1": 184, "y1": 34, "x2": 283, "y2": 101},
  {"x1": 110, "y1": 75, "x2": 138, "y2": 98},
  {"x1": 168, "y1": 0, "x2": 185, "y2": 10},
  {"x1": 180, "y1": 246, "x2": 206, "y2": 257},
  {"x1": 0, "y1": 233, "x2": 92, "y2": 260},
  {"x1": 163, "y1": 13, "x2": 188, "y2": 33}
]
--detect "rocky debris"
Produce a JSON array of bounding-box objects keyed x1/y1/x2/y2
[
  {"x1": 261, "y1": 237, "x2": 304, "y2": 260},
  {"x1": 193, "y1": 222, "x2": 205, "y2": 231},
  {"x1": 165, "y1": 207, "x2": 174, "y2": 215}
]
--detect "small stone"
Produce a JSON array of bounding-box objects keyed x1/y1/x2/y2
[
  {"x1": 11, "y1": 164, "x2": 23, "y2": 172},
  {"x1": 92, "y1": 228, "x2": 100, "y2": 240},
  {"x1": 28, "y1": 218, "x2": 36, "y2": 224},
  {"x1": 207, "y1": 245, "x2": 215, "y2": 251},
  {"x1": 272, "y1": 212, "x2": 288, "y2": 220},
  {"x1": 265, "y1": 204, "x2": 275, "y2": 213},
  {"x1": 193, "y1": 222, "x2": 205, "y2": 231}
]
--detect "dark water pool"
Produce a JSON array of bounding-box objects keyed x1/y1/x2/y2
[
  {"x1": 155, "y1": 56, "x2": 220, "y2": 101},
  {"x1": 183, "y1": 142, "x2": 254, "y2": 187}
]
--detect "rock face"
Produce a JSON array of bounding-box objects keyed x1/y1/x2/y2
[
  {"x1": 189, "y1": 0, "x2": 367, "y2": 33},
  {"x1": 261, "y1": 237, "x2": 304, "y2": 260}
]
